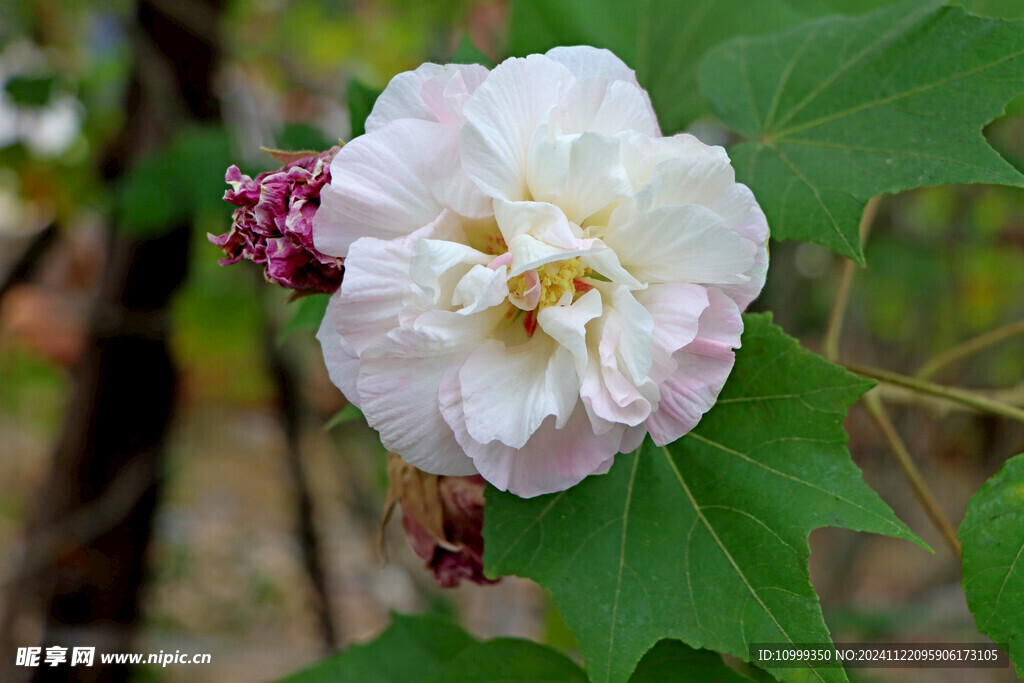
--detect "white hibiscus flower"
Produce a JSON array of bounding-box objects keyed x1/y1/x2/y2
[{"x1": 314, "y1": 46, "x2": 769, "y2": 498}]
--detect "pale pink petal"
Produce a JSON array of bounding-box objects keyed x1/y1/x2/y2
[
  {"x1": 317, "y1": 293, "x2": 362, "y2": 403},
  {"x1": 420, "y1": 64, "x2": 490, "y2": 125},
  {"x1": 440, "y1": 367, "x2": 623, "y2": 497},
  {"x1": 468, "y1": 406, "x2": 623, "y2": 497},
  {"x1": 507, "y1": 268, "x2": 541, "y2": 311},
  {"x1": 714, "y1": 186, "x2": 770, "y2": 310},
  {"x1": 458, "y1": 336, "x2": 580, "y2": 449},
  {"x1": 618, "y1": 425, "x2": 646, "y2": 454},
  {"x1": 358, "y1": 353, "x2": 478, "y2": 476},
  {"x1": 634, "y1": 282, "x2": 710, "y2": 383},
  {"x1": 461, "y1": 54, "x2": 574, "y2": 201},
  {"x1": 314, "y1": 119, "x2": 487, "y2": 257},
  {"x1": 356, "y1": 309, "x2": 501, "y2": 475},
  {"x1": 580, "y1": 287, "x2": 656, "y2": 427},
  {"x1": 604, "y1": 204, "x2": 757, "y2": 285},
  {"x1": 526, "y1": 131, "x2": 633, "y2": 225},
  {"x1": 645, "y1": 290, "x2": 743, "y2": 445},
  {"x1": 333, "y1": 237, "x2": 411, "y2": 355},
  {"x1": 366, "y1": 63, "x2": 489, "y2": 131}
]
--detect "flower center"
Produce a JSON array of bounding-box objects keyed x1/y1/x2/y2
[
  {"x1": 541, "y1": 258, "x2": 588, "y2": 308},
  {"x1": 507, "y1": 257, "x2": 591, "y2": 311}
]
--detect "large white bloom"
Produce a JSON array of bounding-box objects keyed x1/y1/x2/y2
[{"x1": 314, "y1": 47, "x2": 769, "y2": 498}]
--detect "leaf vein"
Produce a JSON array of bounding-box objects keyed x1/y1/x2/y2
[
  {"x1": 660, "y1": 447, "x2": 828, "y2": 682},
  {"x1": 687, "y1": 432, "x2": 905, "y2": 534},
  {"x1": 605, "y1": 451, "x2": 642, "y2": 681}
]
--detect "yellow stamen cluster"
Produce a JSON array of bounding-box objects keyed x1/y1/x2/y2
[
  {"x1": 507, "y1": 257, "x2": 589, "y2": 311},
  {"x1": 538, "y1": 258, "x2": 587, "y2": 308}
]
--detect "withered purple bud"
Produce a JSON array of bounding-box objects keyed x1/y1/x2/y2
[
  {"x1": 209, "y1": 147, "x2": 344, "y2": 293},
  {"x1": 384, "y1": 456, "x2": 499, "y2": 588}
]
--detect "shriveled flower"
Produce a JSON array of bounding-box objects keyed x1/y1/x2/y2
[
  {"x1": 210, "y1": 147, "x2": 344, "y2": 293},
  {"x1": 384, "y1": 456, "x2": 497, "y2": 587},
  {"x1": 315, "y1": 47, "x2": 769, "y2": 497}
]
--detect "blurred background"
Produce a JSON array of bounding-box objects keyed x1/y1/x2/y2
[{"x1": 0, "y1": 0, "x2": 1022, "y2": 681}]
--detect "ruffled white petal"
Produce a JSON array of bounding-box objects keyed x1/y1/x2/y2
[
  {"x1": 314, "y1": 119, "x2": 488, "y2": 257},
  {"x1": 461, "y1": 54, "x2": 574, "y2": 201},
  {"x1": 440, "y1": 366, "x2": 623, "y2": 497},
  {"x1": 356, "y1": 309, "x2": 502, "y2": 475},
  {"x1": 409, "y1": 238, "x2": 490, "y2": 307},
  {"x1": 494, "y1": 199, "x2": 579, "y2": 250},
  {"x1": 544, "y1": 46, "x2": 641, "y2": 87},
  {"x1": 317, "y1": 294, "x2": 362, "y2": 403},
  {"x1": 526, "y1": 131, "x2": 632, "y2": 225},
  {"x1": 452, "y1": 264, "x2": 510, "y2": 315},
  {"x1": 332, "y1": 237, "x2": 412, "y2": 354},
  {"x1": 537, "y1": 288, "x2": 602, "y2": 376},
  {"x1": 605, "y1": 204, "x2": 757, "y2": 285},
  {"x1": 507, "y1": 234, "x2": 597, "y2": 277},
  {"x1": 635, "y1": 282, "x2": 710, "y2": 383},
  {"x1": 580, "y1": 285, "x2": 657, "y2": 427},
  {"x1": 366, "y1": 63, "x2": 488, "y2": 131},
  {"x1": 554, "y1": 78, "x2": 660, "y2": 137},
  {"x1": 714, "y1": 186, "x2": 770, "y2": 309},
  {"x1": 613, "y1": 147, "x2": 751, "y2": 228},
  {"x1": 458, "y1": 335, "x2": 579, "y2": 449}
]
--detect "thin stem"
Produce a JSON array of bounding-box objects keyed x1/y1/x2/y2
[
  {"x1": 843, "y1": 361, "x2": 1024, "y2": 425},
  {"x1": 823, "y1": 196, "x2": 880, "y2": 362},
  {"x1": 916, "y1": 319, "x2": 1024, "y2": 381},
  {"x1": 863, "y1": 392, "x2": 961, "y2": 559}
]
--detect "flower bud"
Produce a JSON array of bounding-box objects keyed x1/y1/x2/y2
[
  {"x1": 210, "y1": 147, "x2": 344, "y2": 293},
  {"x1": 384, "y1": 455, "x2": 499, "y2": 588}
]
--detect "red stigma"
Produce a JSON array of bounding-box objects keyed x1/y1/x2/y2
[
  {"x1": 523, "y1": 310, "x2": 538, "y2": 337},
  {"x1": 573, "y1": 278, "x2": 593, "y2": 292}
]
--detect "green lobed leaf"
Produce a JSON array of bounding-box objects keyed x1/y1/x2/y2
[
  {"x1": 279, "y1": 612, "x2": 474, "y2": 682},
  {"x1": 960, "y1": 453, "x2": 1024, "y2": 678},
  {"x1": 279, "y1": 612, "x2": 586, "y2": 682},
  {"x1": 699, "y1": 1, "x2": 1024, "y2": 263},
  {"x1": 507, "y1": 0, "x2": 893, "y2": 134},
  {"x1": 430, "y1": 639, "x2": 587, "y2": 682},
  {"x1": 485, "y1": 314, "x2": 926, "y2": 683},
  {"x1": 630, "y1": 640, "x2": 752, "y2": 682}
]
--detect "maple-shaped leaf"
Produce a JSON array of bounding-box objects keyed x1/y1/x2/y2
[
  {"x1": 699, "y1": 1, "x2": 1024, "y2": 263},
  {"x1": 508, "y1": 0, "x2": 893, "y2": 134},
  {"x1": 485, "y1": 314, "x2": 925, "y2": 683},
  {"x1": 280, "y1": 612, "x2": 587, "y2": 682}
]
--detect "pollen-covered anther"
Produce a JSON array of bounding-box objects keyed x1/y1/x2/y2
[{"x1": 538, "y1": 258, "x2": 588, "y2": 307}]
